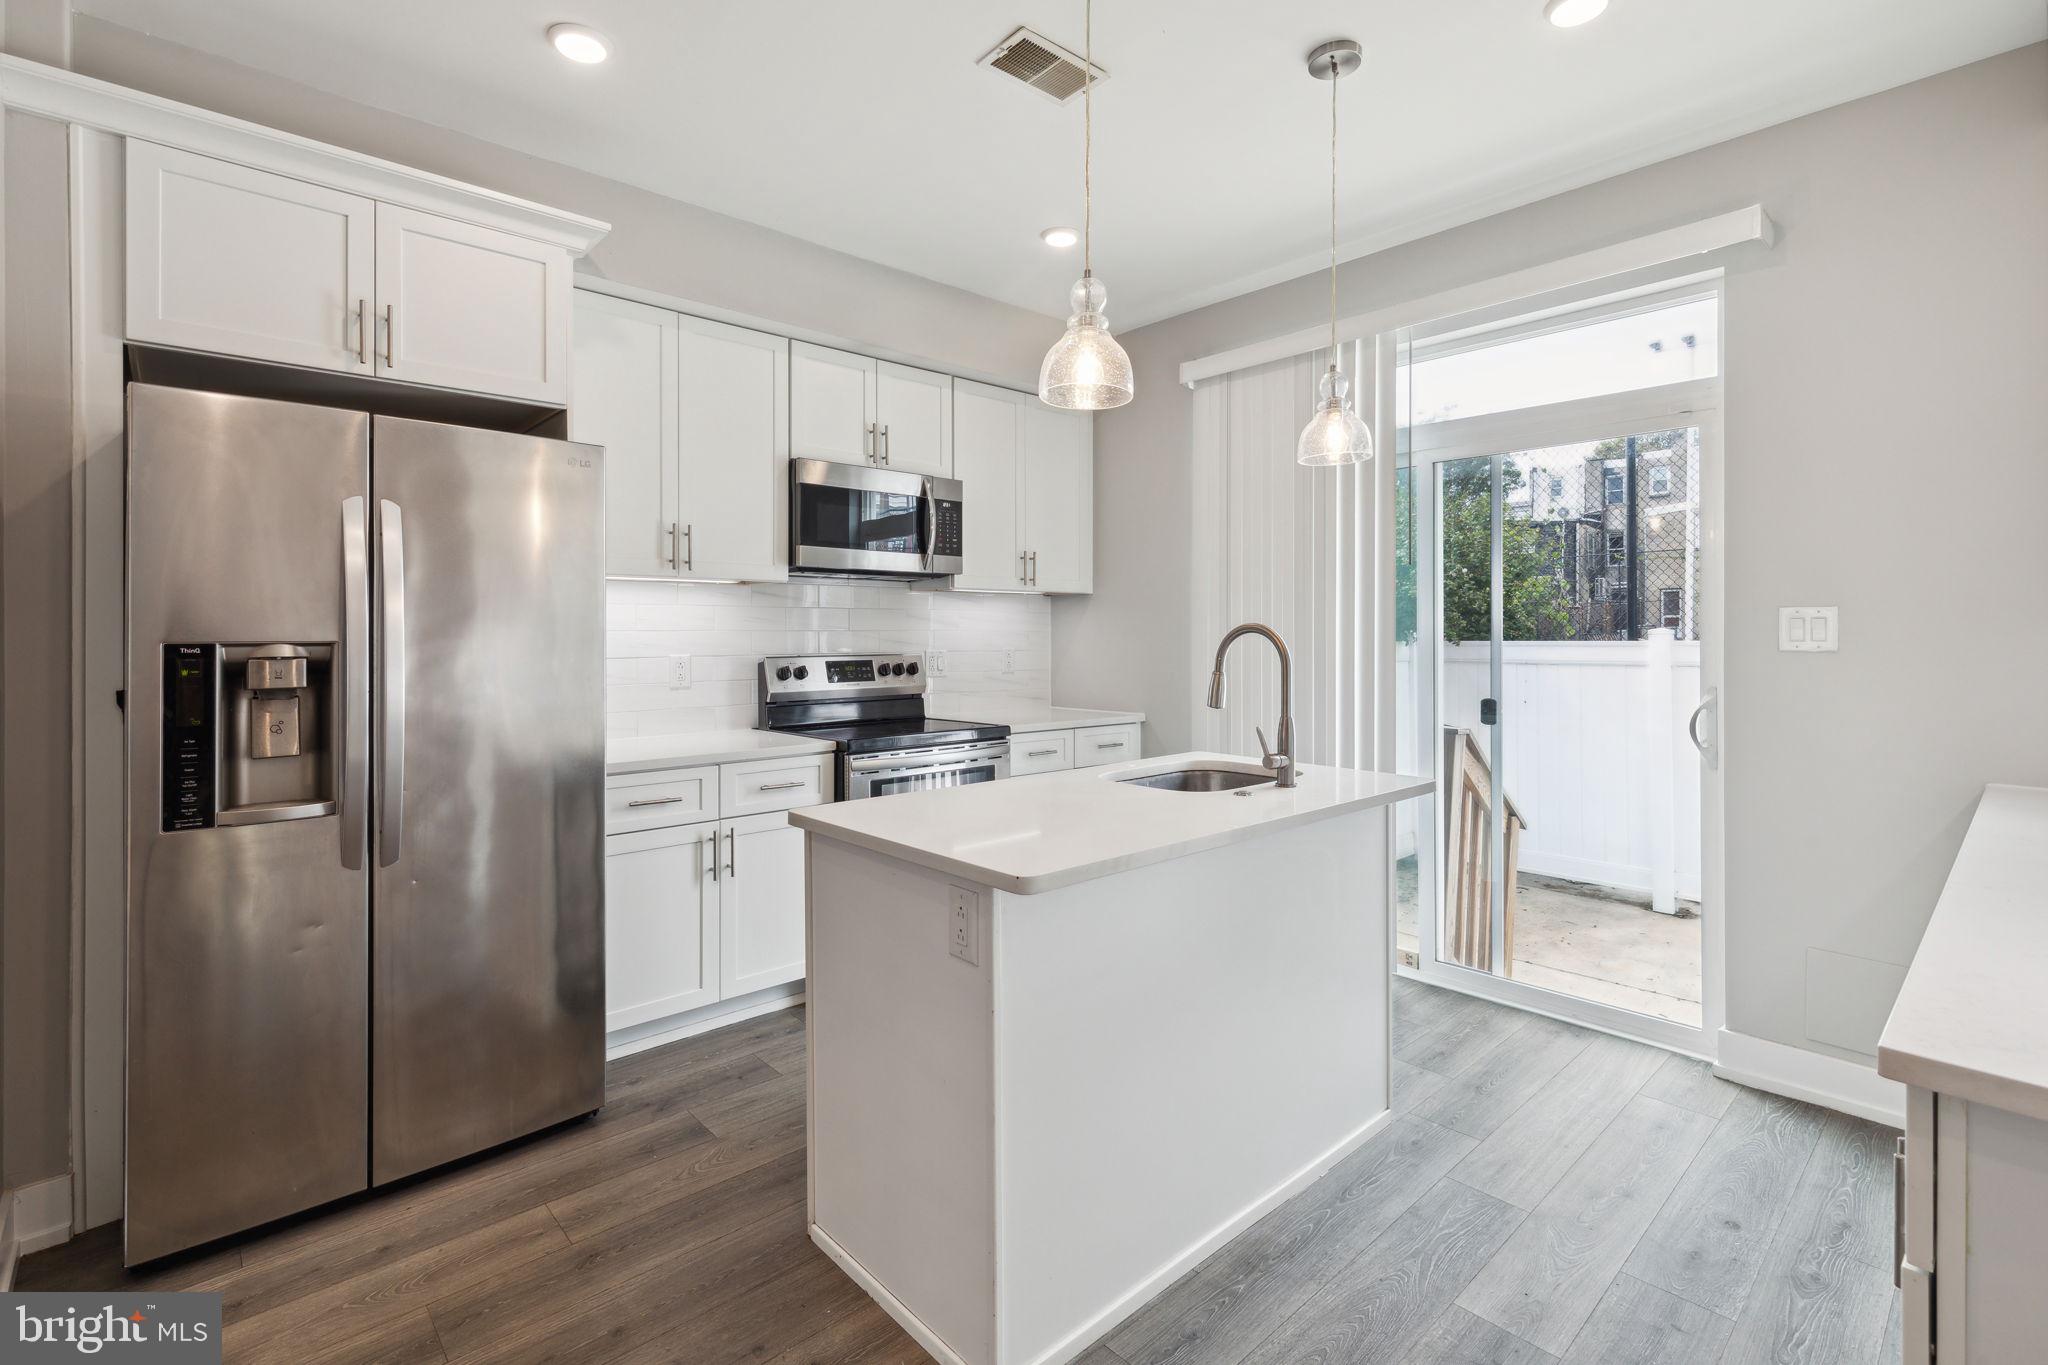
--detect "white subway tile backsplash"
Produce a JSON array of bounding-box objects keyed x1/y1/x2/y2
[{"x1": 604, "y1": 579, "x2": 1052, "y2": 737}]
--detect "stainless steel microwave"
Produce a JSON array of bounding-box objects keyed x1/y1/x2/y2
[{"x1": 789, "y1": 459, "x2": 963, "y2": 578}]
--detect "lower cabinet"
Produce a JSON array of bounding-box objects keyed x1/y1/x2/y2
[
  {"x1": 719, "y1": 814, "x2": 809, "y2": 998},
  {"x1": 1005, "y1": 724, "x2": 1142, "y2": 778},
  {"x1": 604, "y1": 822, "x2": 721, "y2": 1031}
]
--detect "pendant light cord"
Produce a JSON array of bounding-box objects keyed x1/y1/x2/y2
[
  {"x1": 1328, "y1": 51, "x2": 1338, "y2": 367},
  {"x1": 1083, "y1": 0, "x2": 1094, "y2": 278}
]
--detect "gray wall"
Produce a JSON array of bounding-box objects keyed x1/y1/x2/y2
[
  {"x1": 1058, "y1": 43, "x2": 2048, "y2": 1066},
  {"x1": 2, "y1": 0, "x2": 76, "y2": 1194}
]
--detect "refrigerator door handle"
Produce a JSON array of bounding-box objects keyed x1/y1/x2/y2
[
  {"x1": 377, "y1": 499, "x2": 407, "y2": 867},
  {"x1": 340, "y1": 495, "x2": 370, "y2": 869}
]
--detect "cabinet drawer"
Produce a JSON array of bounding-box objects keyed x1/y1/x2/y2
[
  {"x1": 1073, "y1": 724, "x2": 1140, "y2": 767},
  {"x1": 606, "y1": 765, "x2": 719, "y2": 834},
  {"x1": 1010, "y1": 731, "x2": 1074, "y2": 776},
  {"x1": 721, "y1": 753, "x2": 832, "y2": 817}
]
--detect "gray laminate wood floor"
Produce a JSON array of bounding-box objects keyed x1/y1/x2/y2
[{"x1": 19, "y1": 981, "x2": 1899, "y2": 1364}]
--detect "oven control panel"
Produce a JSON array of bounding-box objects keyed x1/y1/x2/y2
[{"x1": 761, "y1": 654, "x2": 925, "y2": 697}]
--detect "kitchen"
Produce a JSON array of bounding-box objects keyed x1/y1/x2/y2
[{"x1": 3, "y1": 4, "x2": 2047, "y2": 1365}]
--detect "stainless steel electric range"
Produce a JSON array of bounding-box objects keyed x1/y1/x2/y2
[{"x1": 756, "y1": 654, "x2": 1009, "y2": 799}]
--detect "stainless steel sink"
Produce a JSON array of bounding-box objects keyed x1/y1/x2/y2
[{"x1": 1117, "y1": 768, "x2": 1271, "y2": 793}]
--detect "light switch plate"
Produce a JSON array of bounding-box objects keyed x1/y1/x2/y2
[
  {"x1": 949, "y1": 886, "x2": 979, "y2": 965},
  {"x1": 1779, "y1": 607, "x2": 1838, "y2": 652},
  {"x1": 668, "y1": 655, "x2": 692, "y2": 688}
]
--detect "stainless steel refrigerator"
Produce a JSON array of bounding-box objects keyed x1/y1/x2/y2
[{"x1": 124, "y1": 383, "x2": 606, "y2": 1265}]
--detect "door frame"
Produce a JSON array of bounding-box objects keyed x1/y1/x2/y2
[{"x1": 1399, "y1": 375, "x2": 1725, "y2": 1059}]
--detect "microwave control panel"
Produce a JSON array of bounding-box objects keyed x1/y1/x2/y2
[
  {"x1": 161, "y1": 643, "x2": 217, "y2": 831},
  {"x1": 933, "y1": 499, "x2": 963, "y2": 558}
]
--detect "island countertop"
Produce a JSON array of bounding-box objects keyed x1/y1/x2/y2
[
  {"x1": 789, "y1": 751, "x2": 1432, "y2": 894},
  {"x1": 1878, "y1": 783, "x2": 2048, "y2": 1122}
]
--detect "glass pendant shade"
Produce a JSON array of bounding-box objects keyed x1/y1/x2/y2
[
  {"x1": 1039, "y1": 274, "x2": 1134, "y2": 410},
  {"x1": 1296, "y1": 364, "x2": 1374, "y2": 466}
]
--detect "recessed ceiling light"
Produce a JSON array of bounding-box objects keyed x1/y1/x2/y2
[
  {"x1": 1040, "y1": 226, "x2": 1079, "y2": 249},
  {"x1": 548, "y1": 23, "x2": 611, "y2": 64},
  {"x1": 1543, "y1": 0, "x2": 1608, "y2": 27}
]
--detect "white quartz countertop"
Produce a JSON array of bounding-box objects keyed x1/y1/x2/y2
[
  {"x1": 606, "y1": 729, "x2": 835, "y2": 775},
  {"x1": 790, "y1": 751, "x2": 1432, "y2": 895},
  {"x1": 929, "y1": 700, "x2": 1145, "y2": 735},
  {"x1": 1878, "y1": 784, "x2": 2048, "y2": 1121}
]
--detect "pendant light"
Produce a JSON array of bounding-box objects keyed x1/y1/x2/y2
[
  {"x1": 1297, "y1": 40, "x2": 1373, "y2": 467},
  {"x1": 1039, "y1": 0, "x2": 1134, "y2": 410}
]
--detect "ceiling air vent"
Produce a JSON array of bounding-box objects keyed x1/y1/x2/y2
[{"x1": 979, "y1": 27, "x2": 1107, "y2": 105}]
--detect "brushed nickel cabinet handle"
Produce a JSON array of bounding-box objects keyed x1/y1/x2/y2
[
  {"x1": 881, "y1": 424, "x2": 890, "y2": 465},
  {"x1": 706, "y1": 832, "x2": 719, "y2": 882},
  {"x1": 1019, "y1": 550, "x2": 1028, "y2": 583},
  {"x1": 626, "y1": 796, "x2": 684, "y2": 808},
  {"x1": 725, "y1": 827, "x2": 736, "y2": 878},
  {"x1": 865, "y1": 422, "x2": 876, "y2": 464},
  {"x1": 1026, "y1": 748, "x2": 1060, "y2": 758},
  {"x1": 1096, "y1": 740, "x2": 1126, "y2": 749},
  {"x1": 355, "y1": 298, "x2": 367, "y2": 363},
  {"x1": 684, "y1": 524, "x2": 693, "y2": 571},
  {"x1": 1029, "y1": 550, "x2": 1039, "y2": 586},
  {"x1": 756, "y1": 780, "x2": 807, "y2": 792},
  {"x1": 383, "y1": 303, "x2": 395, "y2": 367},
  {"x1": 667, "y1": 522, "x2": 678, "y2": 569}
]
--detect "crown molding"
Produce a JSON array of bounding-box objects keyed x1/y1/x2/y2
[{"x1": 0, "y1": 52, "x2": 609, "y2": 254}]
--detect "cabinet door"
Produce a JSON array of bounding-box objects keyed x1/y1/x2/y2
[
  {"x1": 790, "y1": 342, "x2": 876, "y2": 464},
  {"x1": 573, "y1": 292, "x2": 679, "y2": 579},
  {"x1": 126, "y1": 141, "x2": 373, "y2": 373},
  {"x1": 719, "y1": 813, "x2": 808, "y2": 998},
  {"x1": 374, "y1": 204, "x2": 571, "y2": 403},
  {"x1": 950, "y1": 380, "x2": 1027, "y2": 591},
  {"x1": 1009, "y1": 731, "x2": 1075, "y2": 776},
  {"x1": 875, "y1": 361, "x2": 953, "y2": 477},
  {"x1": 604, "y1": 824, "x2": 721, "y2": 1031},
  {"x1": 677, "y1": 316, "x2": 789, "y2": 582},
  {"x1": 1022, "y1": 405, "x2": 1095, "y2": 593}
]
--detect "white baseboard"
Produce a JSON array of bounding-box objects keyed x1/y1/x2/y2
[
  {"x1": 1714, "y1": 1028, "x2": 1904, "y2": 1128},
  {"x1": 812, "y1": 1108, "x2": 1395, "y2": 1365},
  {"x1": 9, "y1": 1174, "x2": 75, "y2": 1260},
  {"x1": 604, "y1": 984, "x2": 805, "y2": 1062}
]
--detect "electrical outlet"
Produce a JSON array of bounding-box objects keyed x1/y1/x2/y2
[
  {"x1": 1778, "y1": 607, "x2": 1838, "y2": 653},
  {"x1": 930, "y1": 651, "x2": 947, "y2": 677},
  {"x1": 668, "y1": 655, "x2": 692, "y2": 689},
  {"x1": 1003, "y1": 650, "x2": 1015, "y2": 676},
  {"x1": 948, "y1": 887, "x2": 979, "y2": 966}
]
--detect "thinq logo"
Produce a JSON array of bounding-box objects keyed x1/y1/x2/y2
[{"x1": 8, "y1": 1294, "x2": 219, "y2": 1361}]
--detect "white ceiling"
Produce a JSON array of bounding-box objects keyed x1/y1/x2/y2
[{"x1": 75, "y1": 0, "x2": 2046, "y2": 327}]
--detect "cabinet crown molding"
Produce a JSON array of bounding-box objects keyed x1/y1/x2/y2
[{"x1": 0, "y1": 52, "x2": 610, "y2": 255}]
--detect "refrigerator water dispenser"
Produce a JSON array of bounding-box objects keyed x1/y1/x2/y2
[{"x1": 159, "y1": 641, "x2": 337, "y2": 829}]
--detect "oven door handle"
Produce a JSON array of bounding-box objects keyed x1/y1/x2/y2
[{"x1": 846, "y1": 740, "x2": 1010, "y2": 774}]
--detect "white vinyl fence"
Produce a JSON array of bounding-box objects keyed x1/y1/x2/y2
[{"x1": 1396, "y1": 634, "x2": 1702, "y2": 904}]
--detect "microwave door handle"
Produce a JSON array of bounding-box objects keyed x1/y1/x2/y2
[
  {"x1": 376, "y1": 499, "x2": 406, "y2": 868},
  {"x1": 339, "y1": 495, "x2": 369, "y2": 869},
  {"x1": 920, "y1": 477, "x2": 938, "y2": 573}
]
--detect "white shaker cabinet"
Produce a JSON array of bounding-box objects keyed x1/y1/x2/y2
[
  {"x1": 791, "y1": 343, "x2": 953, "y2": 476},
  {"x1": 126, "y1": 141, "x2": 375, "y2": 375},
  {"x1": 719, "y1": 813, "x2": 809, "y2": 999},
  {"x1": 573, "y1": 291, "x2": 789, "y2": 582},
  {"x1": 951, "y1": 380, "x2": 1027, "y2": 590},
  {"x1": 874, "y1": 361, "x2": 954, "y2": 477},
  {"x1": 675, "y1": 315, "x2": 790, "y2": 582},
  {"x1": 1023, "y1": 403, "x2": 1094, "y2": 593},
  {"x1": 373, "y1": 203, "x2": 572, "y2": 403},
  {"x1": 573, "y1": 292, "x2": 678, "y2": 578},
  {"x1": 126, "y1": 142, "x2": 574, "y2": 404},
  {"x1": 603, "y1": 823, "x2": 721, "y2": 1030},
  {"x1": 790, "y1": 342, "x2": 877, "y2": 465}
]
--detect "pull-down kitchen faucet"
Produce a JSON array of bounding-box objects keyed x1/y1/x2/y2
[{"x1": 1206, "y1": 623, "x2": 1296, "y2": 788}]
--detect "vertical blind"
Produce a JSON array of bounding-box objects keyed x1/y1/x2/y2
[{"x1": 1189, "y1": 343, "x2": 1378, "y2": 772}]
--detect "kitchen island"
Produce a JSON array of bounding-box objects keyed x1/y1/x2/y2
[{"x1": 791, "y1": 752, "x2": 1432, "y2": 1365}]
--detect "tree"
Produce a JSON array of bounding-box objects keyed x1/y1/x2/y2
[{"x1": 1438, "y1": 458, "x2": 1572, "y2": 644}]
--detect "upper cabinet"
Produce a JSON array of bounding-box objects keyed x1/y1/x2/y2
[
  {"x1": 572, "y1": 292, "x2": 677, "y2": 579},
  {"x1": 950, "y1": 380, "x2": 1093, "y2": 593},
  {"x1": 373, "y1": 204, "x2": 570, "y2": 403},
  {"x1": 126, "y1": 141, "x2": 573, "y2": 405},
  {"x1": 126, "y1": 142, "x2": 376, "y2": 375},
  {"x1": 573, "y1": 289, "x2": 789, "y2": 583},
  {"x1": 791, "y1": 342, "x2": 952, "y2": 477}
]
